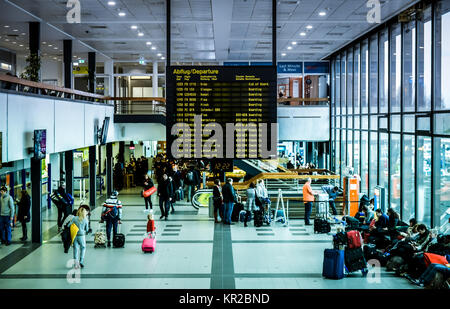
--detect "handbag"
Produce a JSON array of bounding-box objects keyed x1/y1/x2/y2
[
  {"x1": 69, "y1": 222, "x2": 79, "y2": 245},
  {"x1": 143, "y1": 186, "x2": 157, "y2": 198}
]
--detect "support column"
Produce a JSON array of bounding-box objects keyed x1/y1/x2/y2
[
  {"x1": 28, "y1": 22, "x2": 41, "y2": 82},
  {"x1": 63, "y1": 40, "x2": 73, "y2": 90},
  {"x1": 153, "y1": 61, "x2": 158, "y2": 97},
  {"x1": 64, "y1": 151, "x2": 74, "y2": 201},
  {"x1": 106, "y1": 143, "x2": 113, "y2": 196},
  {"x1": 89, "y1": 146, "x2": 97, "y2": 209},
  {"x1": 9, "y1": 172, "x2": 15, "y2": 201},
  {"x1": 21, "y1": 169, "x2": 26, "y2": 190},
  {"x1": 104, "y1": 60, "x2": 114, "y2": 97},
  {"x1": 31, "y1": 158, "x2": 42, "y2": 244},
  {"x1": 47, "y1": 164, "x2": 52, "y2": 209},
  {"x1": 88, "y1": 52, "x2": 96, "y2": 94}
]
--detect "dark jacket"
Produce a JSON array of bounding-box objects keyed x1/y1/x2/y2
[
  {"x1": 388, "y1": 214, "x2": 399, "y2": 229},
  {"x1": 375, "y1": 213, "x2": 389, "y2": 229},
  {"x1": 17, "y1": 195, "x2": 31, "y2": 222},
  {"x1": 213, "y1": 185, "x2": 223, "y2": 207},
  {"x1": 158, "y1": 178, "x2": 174, "y2": 200},
  {"x1": 171, "y1": 170, "x2": 183, "y2": 189},
  {"x1": 222, "y1": 183, "x2": 236, "y2": 203},
  {"x1": 185, "y1": 169, "x2": 199, "y2": 186},
  {"x1": 143, "y1": 178, "x2": 154, "y2": 191}
]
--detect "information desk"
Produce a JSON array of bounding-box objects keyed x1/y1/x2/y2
[{"x1": 166, "y1": 66, "x2": 277, "y2": 160}]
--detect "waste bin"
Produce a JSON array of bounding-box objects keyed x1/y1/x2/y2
[{"x1": 209, "y1": 195, "x2": 214, "y2": 218}]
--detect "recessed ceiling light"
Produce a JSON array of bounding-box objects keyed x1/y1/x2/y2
[
  {"x1": 13, "y1": 29, "x2": 18, "y2": 32},
  {"x1": 118, "y1": 12, "x2": 126, "y2": 17},
  {"x1": 151, "y1": 46, "x2": 156, "y2": 50},
  {"x1": 21, "y1": 33, "x2": 26, "y2": 35},
  {"x1": 54, "y1": 47, "x2": 58, "y2": 49},
  {"x1": 300, "y1": 32, "x2": 306, "y2": 36},
  {"x1": 5, "y1": 39, "x2": 9, "y2": 41},
  {"x1": 287, "y1": 46, "x2": 292, "y2": 50},
  {"x1": 161, "y1": 57, "x2": 165, "y2": 60},
  {"x1": 306, "y1": 25, "x2": 313, "y2": 29},
  {"x1": 157, "y1": 53, "x2": 162, "y2": 57},
  {"x1": 4, "y1": 25, "x2": 9, "y2": 28},
  {"x1": 12, "y1": 42, "x2": 16, "y2": 44},
  {"x1": 138, "y1": 32, "x2": 144, "y2": 37},
  {"x1": 43, "y1": 42, "x2": 47, "y2": 44},
  {"x1": 292, "y1": 41, "x2": 297, "y2": 45},
  {"x1": 107, "y1": 1, "x2": 116, "y2": 6},
  {"x1": 131, "y1": 25, "x2": 138, "y2": 30},
  {"x1": 19, "y1": 44, "x2": 23, "y2": 47},
  {"x1": 48, "y1": 44, "x2": 52, "y2": 47},
  {"x1": 281, "y1": 53, "x2": 286, "y2": 57},
  {"x1": 146, "y1": 42, "x2": 152, "y2": 45},
  {"x1": 319, "y1": 11, "x2": 326, "y2": 16}
]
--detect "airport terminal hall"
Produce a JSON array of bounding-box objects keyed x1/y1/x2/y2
[{"x1": 1, "y1": 0, "x2": 450, "y2": 294}]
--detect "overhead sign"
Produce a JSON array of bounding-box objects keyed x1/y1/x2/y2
[
  {"x1": 73, "y1": 66, "x2": 88, "y2": 75},
  {"x1": 166, "y1": 66, "x2": 277, "y2": 160},
  {"x1": 277, "y1": 62, "x2": 303, "y2": 74},
  {"x1": 304, "y1": 62, "x2": 329, "y2": 74}
]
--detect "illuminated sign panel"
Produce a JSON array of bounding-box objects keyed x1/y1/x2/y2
[{"x1": 166, "y1": 66, "x2": 277, "y2": 160}]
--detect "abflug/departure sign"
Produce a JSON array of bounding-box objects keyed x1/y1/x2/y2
[{"x1": 166, "y1": 66, "x2": 278, "y2": 160}]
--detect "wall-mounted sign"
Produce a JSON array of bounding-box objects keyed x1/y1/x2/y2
[
  {"x1": 73, "y1": 66, "x2": 89, "y2": 75},
  {"x1": 277, "y1": 62, "x2": 303, "y2": 74},
  {"x1": 304, "y1": 62, "x2": 330, "y2": 74},
  {"x1": 34, "y1": 130, "x2": 47, "y2": 160}
]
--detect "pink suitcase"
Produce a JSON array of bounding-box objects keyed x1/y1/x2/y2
[{"x1": 142, "y1": 233, "x2": 156, "y2": 253}]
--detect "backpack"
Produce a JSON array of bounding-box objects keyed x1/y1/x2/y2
[
  {"x1": 104, "y1": 200, "x2": 119, "y2": 219},
  {"x1": 186, "y1": 171, "x2": 194, "y2": 183}
]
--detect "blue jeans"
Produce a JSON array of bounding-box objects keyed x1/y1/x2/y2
[
  {"x1": 187, "y1": 185, "x2": 195, "y2": 202},
  {"x1": 304, "y1": 202, "x2": 312, "y2": 225},
  {"x1": 224, "y1": 202, "x2": 234, "y2": 224},
  {"x1": 420, "y1": 263, "x2": 450, "y2": 285},
  {"x1": 329, "y1": 201, "x2": 338, "y2": 215},
  {"x1": 73, "y1": 235, "x2": 86, "y2": 264},
  {"x1": 105, "y1": 218, "x2": 118, "y2": 241},
  {"x1": 0, "y1": 216, "x2": 12, "y2": 243}
]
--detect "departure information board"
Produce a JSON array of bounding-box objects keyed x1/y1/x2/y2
[{"x1": 166, "y1": 66, "x2": 277, "y2": 160}]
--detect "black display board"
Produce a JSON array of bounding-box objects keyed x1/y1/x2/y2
[{"x1": 166, "y1": 66, "x2": 277, "y2": 160}]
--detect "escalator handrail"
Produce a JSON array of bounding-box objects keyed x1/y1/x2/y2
[{"x1": 191, "y1": 189, "x2": 213, "y2": 209}]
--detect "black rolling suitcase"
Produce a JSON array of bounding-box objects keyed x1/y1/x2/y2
[
  {"x1": 344, "y1": 247, "x2": 367, "y2": 273},
  {"x1": 254, "y1": 208, "x2": 264, "y2": 227},
  {"x1": 314, "y1": 218, "x2": 331, "y2": 233},
  {"x1": 231, "y1": 203, "x2": 244, "y2": 222},
  {"x1": 113, "y1": 225, "x2": 125, "y2": 248}
]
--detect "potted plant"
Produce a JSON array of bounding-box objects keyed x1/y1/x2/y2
[{"x1": 20, "y1": 53, "x2": 41, "y2": 82}]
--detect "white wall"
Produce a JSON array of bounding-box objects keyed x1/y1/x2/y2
[
  {"x1": 16, "y1": 55, "x2": 63, "y2": 86},
  {"x1": 0, "y1": 92, "x2": 114, "y2": 163},
  {"x1": 278, "y1": 106, "x2": 329, "y2": 141}
]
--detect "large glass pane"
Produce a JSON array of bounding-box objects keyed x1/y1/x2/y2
[
  {"x1": 370, "y1": 34, "x2": 378, "y2": 114},
  {"x1": 361, "y1": 131, "x2": 369, "y2": 195},
  {"x1": 354, "y1": 129, "x2": 360, "y2": 177},
  {"x1": 336, "y1": 129, "x2": 341, "y2": 184},
  {"x1": 354, "y1": 45, "x2": 360, "y2": 115},
  {"x1": 390, "y1": 24, "x2": 402, "y2": 113},
  {"x1": 348, "y1": 130, "x2": 353, "y2": 169},
  {"x1": 379, "y1": 133, "x2": 389, "y2": 208},
  {"x1": 436, "y1": 0, "x2": 450, "y2": 110},
  {"x1": 331, "y1": 58, "x2": 336, "y2": 114},
  {"x1": 390, "y1": 134, "x2": 401, "y2": 214},
  {"x1": 418, "y1": 6, "x2": 432, "y2": 111},
  {"x1": 347, "y1": 49, "x2": 353, "y2": 115},
  {"x1": 341, "y1": 52, "x2": 347, "y2": 115},
  {"x1": 379, "y1": 29, "x2": 389, "y2": 114},
  {"x1": 434, "y1": 137, "x2": 450, "y2": 233},
  {"x1": 403, "y1": 135, "x2": 415, "y2": 221},
  {"x1": 336, "y1": 55, "x2": 341, "y2": 115},
  {"x1": 435, "y1": 113, "x2": 450, "y2": 134},
  {"x1": 403, "y1": 20, "x2": 416, "y2": 112},
  {"x1": 369, "y1": 132, "x2": 378, "y2": 193},
  {"x1": 342, "y1": 128, "x2": 347, "y2": 168},
  {"x1": 361, "y1": 40, "x2": 369, "y2": 114},
  {"x1": 417, "y1": 136, "x2": 432, "y2": 226}
]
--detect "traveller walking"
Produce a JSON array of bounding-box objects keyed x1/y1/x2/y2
[
  {"x1": 222, "y1": 178, "x2": 236, "y2": 225},
  {"x1": 143, "y1": 174, "x2": 154, "y2": 211},
  {"x1": 302, "y1": 178, "x2": 316, "y2": 226},
  {"x1": 16, "y1": 190, "x2": 31, "y2": 241},
  {"x1": 0, "y1": 186, "x2": 15, "y2": 245},
  {"x1": 100, "y1": 191, "x2": 123, "y2": 247},
  {"x1": 71, "y1": 206, "x2": 89, "y2": 268},
  {"x1": 157, "y1": 174, "x2": 173, "y2": 221}
]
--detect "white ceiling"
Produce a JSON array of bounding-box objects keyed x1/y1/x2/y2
[{"x1": 0, "y1": 0, "x2": 419, "y2": 64}]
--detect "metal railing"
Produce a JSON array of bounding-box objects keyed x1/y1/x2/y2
[
  {"x1": 109, "y1": 97, "x2": 166, "y2": 115},
  {"x1": 277, "y1": 97, "x2": 329, "y2": 106}
]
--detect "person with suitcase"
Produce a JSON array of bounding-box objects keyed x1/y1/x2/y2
[
  {"x1": 70, "y1": 207, "x2": 89, "y2": 269},
  {"x1": 321, "y1": 185, "x2": 340, "y2": 216},
  {"x1": 100, "y1": 191, "x2": 123, "y2": 248},
  {"x1": 212, "y1": 179, "x2": 223, "y2": 224}
]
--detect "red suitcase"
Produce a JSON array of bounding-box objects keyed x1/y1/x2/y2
[
  {"x1": 143, "y1": 186, "x2": 157, "y2": 198},
  {"x1": 347, "y1": 230, "x2": 363, "y2": 249},
  {"x1": 142, "y1": 233, "x2": 156, "y2": 253}
]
